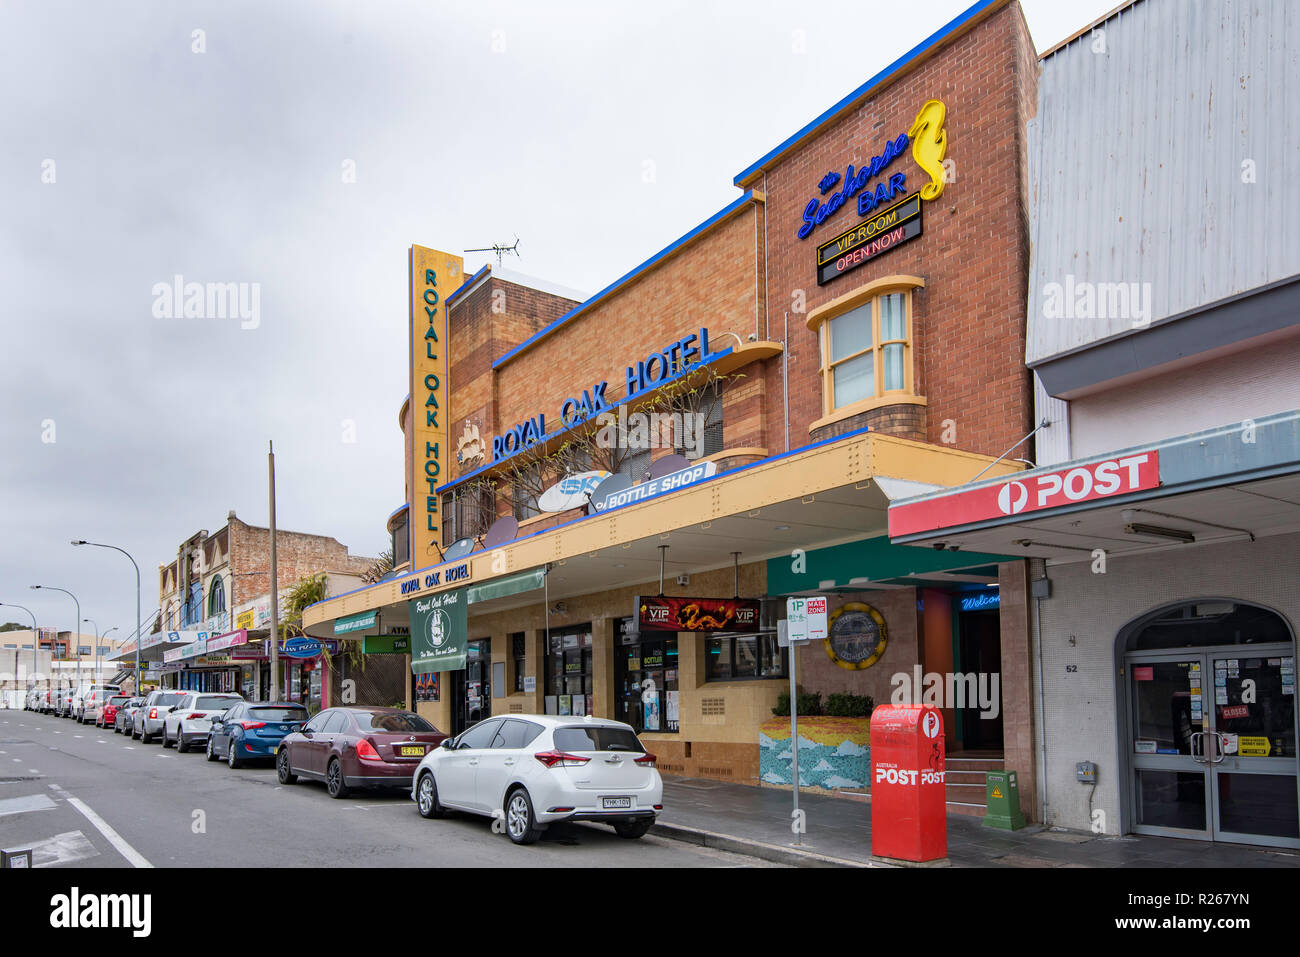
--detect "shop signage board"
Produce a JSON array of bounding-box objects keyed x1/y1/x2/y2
[
  {"x1": 816, "y1": 194, "x2": 922, "y2": 285},
  {"x1": 283, "y1": 637, "x2": 324, "y2": 660},
  {"x1": 537, "y1": 470, "x2": 611, "y2": 512},
  {"x1": 206, "y1": 629, "x2": 248, "y2": 653},
  {"x1": 592, "y1": 461, "x2": 717, "y2": 513},
  {"x1": 362, "y1": 634, "x2": 410, "y2": 654},
  {"x1": 410, "y1": 245, "x2": 463, "y2": 569},
  {"x1": 335, "y1": 610, "x2": 378, "y2": 635},
  {"x1": 635, "y1": 595, "x2": 760, "y2": 633},
  {"x1": 889, "y1": 450, "x2": 1161, "y2": 537},
  {"x1": 786, "y1": 596, "x2": 828, "y2": 642},
  {"x1": 410, "y1": 588, "x2": 468, "y2": 674}
]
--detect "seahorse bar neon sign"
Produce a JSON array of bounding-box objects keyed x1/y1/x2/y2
[{"x1": 797, "y1": 99, "x2": 949, "y2": 244}]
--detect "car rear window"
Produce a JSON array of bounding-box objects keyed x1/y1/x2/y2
[
  {"x1": 554, "y1": 726, "x2": 646, "y2": 754},
  {"x1": 250, "y1": 707, "x2": 308, "y2": 722},
  {"x1": 353, "y1": 711, "x2": 436, "y2": 733},
  {"x1": 196, "y1": 696, "x2": 239, "y2": 710},
  {"x1": 157, "y1": 693, "x2": 187, "y2": 707},
  {"x1": 109, "y1": 696, "x2": 130, "y2": 706}
]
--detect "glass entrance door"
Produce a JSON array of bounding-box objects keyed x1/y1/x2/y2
[{"x1": 1127, "y1": 645, "x2": 1299, "y2": 847}]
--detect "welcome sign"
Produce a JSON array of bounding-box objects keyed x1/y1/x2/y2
[{"x1": 410, "y1": 588, "x2": 467, "y2": 674}]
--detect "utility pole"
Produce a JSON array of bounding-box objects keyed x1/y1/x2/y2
[{"x1": 268, "y1": 441, "x2": 280, "y2": 702}]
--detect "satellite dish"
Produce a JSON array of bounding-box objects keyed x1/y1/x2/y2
[
  {"x1": 649, "y1": 453, "x2": 692, "y2": 479},
  {"x1": 443, "y1": 537, "x2": 476, "y2": 561},
  {"x1": 482, "y1": 516, "x2": 519, "y2": 549},
  {"x1": 586, "y1": 472, "x2": 633, "y2": 514}
]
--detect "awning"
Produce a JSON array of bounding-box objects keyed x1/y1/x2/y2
[
  {"x1": 302, "y1": 428, "x2": 1024, "y2": 634},
  {"x1": 767, "y1": 534, "x2": 1013, "y2": 595},
  {"x1": 466, "y1": 569, "x2": 546, "y2": 604},
  {"x1": 888, "y1": 410, "x2": 1300, "y2": 564}
]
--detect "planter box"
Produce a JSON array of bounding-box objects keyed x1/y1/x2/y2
[{"x1": 758, "y1": 716, "x2": 871, "y2": 791}]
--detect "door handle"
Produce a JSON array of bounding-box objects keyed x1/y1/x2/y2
[
  {"x1": 468, "y1": 758, "x2": 479, "y2": 766},
  {"x1": 1211, "y1": 732, "x2": 1227, "y2": 764},
  {"x1": 1190, "y1": 731, "x2": 1205, "y2": 763},
  {"x1": 504, "y1": 758, "x2": 515, "y2": 766}
]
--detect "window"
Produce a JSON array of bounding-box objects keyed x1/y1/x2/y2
[
  {"x1": 392, "y1": 511, "x2": 410, "y2": 568},
  {"x1": 207, "y1": 576, "x2": 226, "y2": 616},
  {"x1": 251, "y1": 706, "x2": 307, "y2": 722},
  {"x1": 511, "y1": 633, "x2": 527, "y2": 692},
  {"x1": 77, "y1": 646, "x2": 91, "y2": 656},
  {"x1": 322, "y1": 711, "x2": 351, "y2": 734},
  {"x1": 492, "y1": 718, "x2": 543, "y2": 749},
  {"x1": 303, "y1": 711, "x2": 332, "y2": 733},
  {"x1": 457, "y1": 718, "x2": 503, "y2": 750},
  {"x1": 554, "y1": 726, "x2": 648, "y2": 754},
  {"x1": 810, "y1": 278, "x2": 922, "y2": 417},
  {"x1": 706, "y1": 634, "x2": 787, "y2": 682},
  {"x1": 512, "y1": 482, "x2": 541, "y2": 523},
  {"x1": 442, "y1": 486, "x2": 494, "y2": 547},
  {"x1": 675, "y1": 380, "x2": 724, "y2": 460},
  {"x1": 544, "y1": 627, "x2": 593, "y2": 715},
  {"x1": 621, "y1": 447, "x2": 652, "y2": 483},
  {"x1": 615, "y1": 619, "x2": 679, "y2": 733},
  {"x1": 354, "y1": 710, "x2": 435, "y2": 733}
]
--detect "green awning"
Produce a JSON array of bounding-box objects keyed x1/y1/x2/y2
[
  {"x1": 466, "y1": 568, "x2": 546, "y2": 605},
  {"x1": 766, "y1": 534, "x2": 1012, "y2": 595}
]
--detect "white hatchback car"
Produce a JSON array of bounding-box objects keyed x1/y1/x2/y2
[
  {"x1": 411, "y1": 714, "x2": 662, "y2": 845},
  {"x1": 161, "y1": 691, "x2": 244, "y2": 752}
]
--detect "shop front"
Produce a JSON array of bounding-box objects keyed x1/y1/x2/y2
[{"x1": 303, "y1": 0, "x2": 1041, "y2": 799}]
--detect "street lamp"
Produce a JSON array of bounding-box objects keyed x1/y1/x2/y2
[
  {"x1": 84, "y1": 618, "x2": 98, "y2": 684},
  {"x1": 0, "y1": 602, "x2": 38, "y2": 693},
  {"x1": 31, "y1": 585, "x2": 79, "y2": 701},
  {"x1": 83, "y1": 620, "x2": 117, "y2": 682},
  {"x1": 72, "y1": 541, "x2": 142, "y2": 697},
  {"x1": 101, "y1": 626, "x2": 119, "y2": 680}
]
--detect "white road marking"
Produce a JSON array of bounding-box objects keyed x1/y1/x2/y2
[
  {"x1": 48, "y1": 784, "x2": 152, "y2": 868},
  {"x1": 123, "y1": 746, "x2": 135, "y2": 750},
  {"x1": 11, "y1": 758, "x2": 19, "y2": 762},
  {"x1": 28, "y1": 769, "x2": 40, "y2": 775},
  {"x1": 74, "y1": 735, "x2": 82, "y2": 739},
  {"x1": 0, "y1": 794, "x2": 57, "y2": 817},
  {"x1": 97, "y1": 739, "x2": 106, "y2": 744},
  {"x1": 1, "y1": 829, "x2": 100, "y2": 867}
]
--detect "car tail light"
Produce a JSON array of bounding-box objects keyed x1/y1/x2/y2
[
  {"x1": 635, "y1": 753, "x2": 657, "y2": 768},
  {"x1": 356, "y1": 739, "x2": 383, "y2": 762},
  {"x1": 186, "y1": 713, "x2": 204, "y2": 720},
  {"x1": 534, "y1": 750, "x2": 590, "y2": 768},
  {"x1": 148, "y1": 708, "x2": 157, "y2": 719},
  {"x1": 237, "y1": 720, "x2": 266, "y2": 730},
  {"x1": 547, "y1": 807, "x2": 575, "y2": 813}
]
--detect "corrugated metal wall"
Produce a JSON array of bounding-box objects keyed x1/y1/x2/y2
[{"x1": 1026, "y1": 0, "x2": 1300, "y2": 366}]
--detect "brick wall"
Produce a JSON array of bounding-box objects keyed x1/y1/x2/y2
[
  {"x1": 225, "y1": 516, "x2": 375, "y2": 599},
  {"x1": 760, "y1": 3, "x2": 1037, "y2": 458}
]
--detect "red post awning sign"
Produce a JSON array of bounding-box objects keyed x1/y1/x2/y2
[{"x1": 889, "y1": 451, "x2": 1160, "y2": 537}]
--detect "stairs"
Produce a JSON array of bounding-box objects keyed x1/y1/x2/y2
[{"x1": 945, "y1": 751, "x2": 1002, "y2": 818}]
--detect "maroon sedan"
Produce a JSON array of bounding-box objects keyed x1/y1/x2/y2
[{"x1": 276, "y1": 706, "x2": 447, "y2": 798}]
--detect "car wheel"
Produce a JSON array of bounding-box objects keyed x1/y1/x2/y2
[
  {"x1": 227, "y1": 738, "x2": 242, "y2": 769},
  {"x1": 176, "y1": 734, "x2": 188, "y2": 754},
  {"x1": 276, "y1": 748, "x2": 297, "y2": 785},
  {"x1": 614, "y1": 819, "x2": 652, "y2": 840},
  {"x1": 505, "y1": 787, "x2": 541, "y2": 845},
  {"x1": 326, "y1": 758, "x2": 350, "y2": 799},
  {"x1": 131, "y1": 726, "x2": 140, "y2": 740},
  {"x1": 141, "y1": 729, "x2": 153, "y2": 744},
  {"x1": 206, "y1": 737, "x2": 218, "y2": 762},
  {"x1": 162, "y1": 728, "x2": 173, "y2": 748},
  {"x1": 416, "y1": 771, "x2": 444, "y2": 819}
]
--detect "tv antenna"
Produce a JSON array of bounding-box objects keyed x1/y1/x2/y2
[{"x1": 465, "y1": 235, "x2": 521, "y2": 268}]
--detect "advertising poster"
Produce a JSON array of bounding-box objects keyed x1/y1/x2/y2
[
  {"x1": 644, "y1": 691, "x2": 661, "y2": 731},
  {"x1": 409, "y1": 588, "x2": 467, "y2": 674},
  {"x1": 558, "y1": 695, "x2": 572, "y2": 716},
  {"x1": 666, "y1": 690, "x2": 679, "y2": 731},
  {"x1": 636, "y1": 595, "x2": 761, "y2": 633},
  {"x1": 573, "y1": 694, "x2": 585, "y2": 716}
]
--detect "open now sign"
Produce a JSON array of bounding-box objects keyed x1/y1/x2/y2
[{"x1": 786, "y1": 596, "x2": 828, "y2": 642}]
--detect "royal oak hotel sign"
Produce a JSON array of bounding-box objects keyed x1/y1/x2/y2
[
  {"x1": 410, "y1": 245, "x2": 464, "y2": 567},
  {"x1": 802, "y1": 99, "x2": 949, "y2": 285}
]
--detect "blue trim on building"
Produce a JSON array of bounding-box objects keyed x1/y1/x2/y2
[
  {"x1": 732, "y1": 0, "x2": 1002, "y2": 187},
  {"x1": 387, "y1": 503, "x2": 409, "y2": 523},
  {"x1": 490, "y1": 191, "x2": 757, "y2": 371},
  {"x1": 446, "y1": 265, "x2": 490, "y2": 307},
  {"x1": 437, "y1": 346, "x2": 735, "y2": 495},
  {"x1": 304, "y1": 424, "x2": 871, "y2": 616}
]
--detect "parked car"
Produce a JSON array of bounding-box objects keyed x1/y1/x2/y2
[
  {"x1": 25, "y1": 689, "x2": 41, "y2": 711},
  {"x1": 98, "y1": 695, "x2": 132, "y2": 730},
  {"x1": 114, "y1": 697, "x2": 145, "y2": 734},
  {"x1": 55, "y1": 688, "x2": 77, "y2": 718},
  {"x1": 276, "y1": 707, "x2": 447, "y2": 798},
  {"x1": 132, "y1": 689, "x2": 188, "y2": 742},
  {"x1": 79, "y1": 684, "x2": 122, "y2": 724},
  {"x1": 411, "y1": 714, "x2": 662, "y2": 845},
  {"x1": 161, "y1": 692, "x2": 243, "y2": 752},
  {"x1": 208, "y1": 702, "x2": 309, "y2": 768}
]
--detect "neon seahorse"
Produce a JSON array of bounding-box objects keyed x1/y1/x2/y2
[{"x1": 907, "y1": 99, "x2": 948, "y2": 201}]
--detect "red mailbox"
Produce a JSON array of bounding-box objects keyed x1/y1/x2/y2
[{"x1": 869, "y1": 704, "x2": 947, "y2": 863}]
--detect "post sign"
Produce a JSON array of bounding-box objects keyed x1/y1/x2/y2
[
  {"x1": 410, "y1": 588, "x2": 467, "y2": 674},
  {"x1": 889, "y1": 450, "x2": 1161, "y2": 537},
  {"x1": 635, "y1": 595, "x2": 760, "y2": 633},
  {"x1": 786, "y1": 596, "x2": 828, "y2": 642}
]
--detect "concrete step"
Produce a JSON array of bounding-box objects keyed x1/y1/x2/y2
[{"x1": 946, "y1": 800, "x2": 988, "y2": 818}]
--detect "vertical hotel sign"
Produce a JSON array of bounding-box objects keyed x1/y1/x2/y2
[{"x1": 410, "y1": 245, "x2": 464, "y2": 567}]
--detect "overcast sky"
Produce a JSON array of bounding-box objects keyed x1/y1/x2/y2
[{"x1": 0, "y1": 0, "x2": 1118, "y2": 641}]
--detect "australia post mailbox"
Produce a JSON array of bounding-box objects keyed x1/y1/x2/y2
[{"x1": 870, "y1": 704, "x2": 947, "y2": 863}]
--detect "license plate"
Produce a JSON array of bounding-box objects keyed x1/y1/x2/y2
[
  {"x1": 602, "y1": 797, "x2": 632, "y2": 809},
  {"x1": 400, "y1": 746, "x2": 425, "y2": 757}
]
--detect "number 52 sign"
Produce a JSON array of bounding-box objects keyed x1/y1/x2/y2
[{"x1": 787, "y1": 596, "x2": 828, "y2": 643}]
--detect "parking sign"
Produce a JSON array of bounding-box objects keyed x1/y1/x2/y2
[{"x1": 786, "y1": 596, "x2": 828, "y2": 642}]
